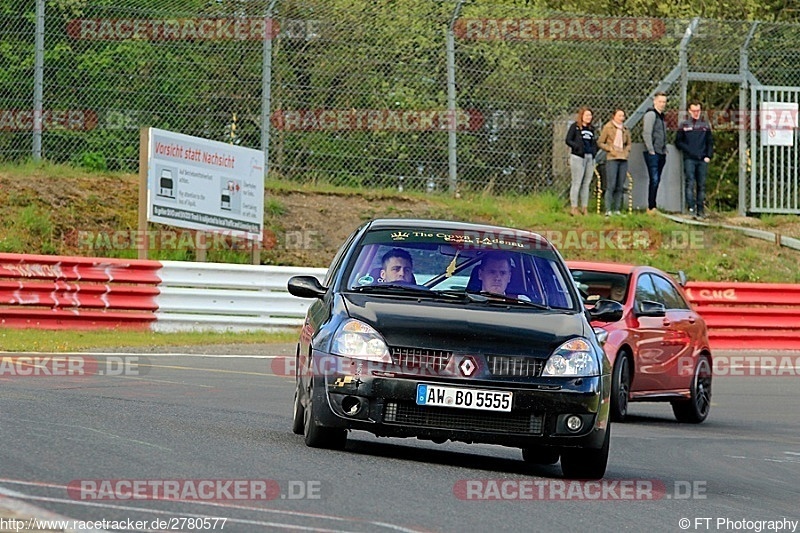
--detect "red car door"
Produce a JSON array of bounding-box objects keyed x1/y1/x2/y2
[
  {"x1": 629, "y1": 273, "x2": 686, "y2": 395},
  {"x1": 651, "y1": 273, "x2": 700, "y2": 391}
]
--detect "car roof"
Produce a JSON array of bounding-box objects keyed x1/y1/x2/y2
[
  {"x1": 566, "y1": 260, "x2": 639, "y2": 275},
  {"x1": 365, "y1": 218, "x2": 555, "y2": 251}
]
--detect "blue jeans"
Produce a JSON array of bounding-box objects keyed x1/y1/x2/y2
[
  {"x1": 644, "y1": 151, "x2": 666, "y2": 210},
  {"x1": 604, "y1": 159, "x2": 629, "y2": 212},
  {"x1": 684, "y1": 158, "x2": 708, "y2": 215}
]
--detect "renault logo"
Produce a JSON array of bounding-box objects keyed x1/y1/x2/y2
[{"x1": 459, "y1": 357, "x2": 476, "y2": 377}]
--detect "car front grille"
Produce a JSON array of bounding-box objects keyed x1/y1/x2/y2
[
  {"x1": 390, "y1": 347, "x2": 452, "y2": 372},
  {"x1": 384, "y1": 402, "x2": 543, "y2": 435},
  {"x1": 486, "y1": 355, "x2": 543, "y2": 377}
]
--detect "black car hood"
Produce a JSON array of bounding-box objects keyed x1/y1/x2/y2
[{"x1": 342, "y1": 294, "x2": 587, "y2": 358}]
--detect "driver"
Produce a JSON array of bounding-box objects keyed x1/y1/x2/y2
[
  {"x1": 610, "y1": 283, "x2": 626, "y2": 302},
  {"x1": 380, "y1": 248, "x2": 414, "y2": 283},
  {"x1": 477, "y1": 252, "x2": 512, "y2": 295}
]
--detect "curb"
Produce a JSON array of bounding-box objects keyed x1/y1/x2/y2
[{"x1": 659, "y1": 212, "x2": 800, "y2": 252}]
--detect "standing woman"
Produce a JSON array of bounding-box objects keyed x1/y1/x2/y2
[
  {"x1": 565, "y1": 106, "x2": 597, "y2": 215},
  {"x1": 597, "y1": 109, "x2": 632, "y2": 215}
]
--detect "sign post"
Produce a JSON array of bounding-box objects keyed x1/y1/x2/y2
[{"x1": 138, "y1": 127, "x2": 150, "y2": 260}]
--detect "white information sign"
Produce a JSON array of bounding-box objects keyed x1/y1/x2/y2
[
  {"x1": 147, "y1": 128, "x2": 264, "y2": 240},
  {"x1": 760, "y1": 102, "x2": 798, "y2": 147}
]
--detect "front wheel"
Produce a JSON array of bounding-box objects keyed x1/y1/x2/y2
[
  {"x1": 610, "y1": 353, "x2": 632, "y2": 422},
  {"x1": 291, "y1": 379, "x2": 305, "y2": 435},
  {"x1": 303, "y1": 382, "x2": 347, "y2": 450},
  {"x1": 671, "y1": 354, "x2": 712, "y2": 423},
  {"x1": 560, "y1": 427, "x2": 610, "y2": 480}
]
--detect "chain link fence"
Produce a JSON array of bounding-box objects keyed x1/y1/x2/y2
[{"x1": 3, "y1": 1, "x2": 800, "y2": 201}]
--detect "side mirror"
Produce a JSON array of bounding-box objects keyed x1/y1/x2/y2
[
  {"x1": 587, "y1": 299, "x2": 624, "y2": 323},
  {"x1": 636, "y1": 300, "x2": 666, "y2": 317},
  {"x1": 288, "y1": 276, "x2": 327, "y2": 299}
]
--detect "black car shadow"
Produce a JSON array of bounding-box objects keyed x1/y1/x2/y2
[
  {"x1": 622, "y1": 413, "x2": 683, "y2": 425},
  {"x1": 341, "y1": 435, "x2": 564, "y2": 479},
  {"x1": 622, "y1": 411, "x2": 724, "y2": 428}
]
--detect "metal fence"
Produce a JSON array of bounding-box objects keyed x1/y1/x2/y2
[{"x1": 3, "y1": 1, "x2": 800, "y2": 210}]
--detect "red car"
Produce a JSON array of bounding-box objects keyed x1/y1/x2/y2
[{"x1": 567, "y1": 261, "x2": 712, "y2": 423}]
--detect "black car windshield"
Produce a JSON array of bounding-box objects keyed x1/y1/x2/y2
[{"x1": 343, "y1": 228, "x2": 576, "y2": 310}]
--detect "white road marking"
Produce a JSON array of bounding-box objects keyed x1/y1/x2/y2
[
  {"x1": 0, "y1": 479, "x2": 426, "y2": 533},
  {"x1": 0, "y1": 485, "x2": 106, "y2": 532},
  {"x1": 11, "y1": 419, "x2": 172, "y2": 452}
]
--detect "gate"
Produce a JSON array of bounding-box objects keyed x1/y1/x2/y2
[{"x1": 750, "y1": 86, "x2": 800, "y2": 214}]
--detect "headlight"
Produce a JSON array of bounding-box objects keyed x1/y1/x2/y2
[
  {"x1": 331, "y1": 319, "x2": 391, "y2": 363},
  {"x1": 542, "y1": 337, "x2": 599, "y2": 377}
]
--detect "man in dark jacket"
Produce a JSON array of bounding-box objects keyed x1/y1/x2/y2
[
  {"x1": 676, "y1": 101, "x2": 713, "y2": 219},
  {"x1": 642, "y1": 92, "x2": 668, "y2": 213}
]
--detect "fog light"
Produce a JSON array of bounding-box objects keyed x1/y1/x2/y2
[
  {"x1": 341, "y1": 396, "x2": 362, "y2": 416},
  {"x1": 566, "y1": 415, "x2": 583, "y2": 432}
]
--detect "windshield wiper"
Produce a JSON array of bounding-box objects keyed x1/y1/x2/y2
[
  {"x1": 349, "y1": 284, "x2": 461, "y2": 299},
  {"x1": 464, "y1": 290, "x2": 551, "y2": 309}
]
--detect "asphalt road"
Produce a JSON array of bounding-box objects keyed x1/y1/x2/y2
[{"x1": 0, "y1": 346, "x2": 798, "y2": 533}]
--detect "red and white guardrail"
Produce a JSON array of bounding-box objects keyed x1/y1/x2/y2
[
  {"x1": 684, "y1": 281, "x2": 800, "y2": 351},
  {"x1": 0, "y1": 253, "x2": 797, "y2": 350},
  {"x1": 0, "y1": 253, "x2": 323, "y2": 331},
  {"x1": 0, "y1": 253, "x2": 161, "y2": 330}
]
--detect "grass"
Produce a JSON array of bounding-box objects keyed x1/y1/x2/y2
[
  {"x1": 0, "y1": 328, "x2": 299, "y2": 353},
  {"x1": 1, "y1": 161, "x2": 799, "y2": 351}
]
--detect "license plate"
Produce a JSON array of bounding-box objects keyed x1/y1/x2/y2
[{"x1": 416, "y1": 384, "x2": 513, "y2": 412}]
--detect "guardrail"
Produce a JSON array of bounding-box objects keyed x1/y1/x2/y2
[
  {"x1": 0, "y1": 253, "x2": 161, "y2": 330},
  {"x1": 1, "y1": 253, "x2": 797, "y2": 350},
  {"x1": 684, "y1": 281, "x2": 800, "y2": 351},
  {"x1": 0, "y1": 253, "x2": 325, "y2": 331},
  {"x1": 154, "y1": 261, "x2": 326, "y2": 332}
]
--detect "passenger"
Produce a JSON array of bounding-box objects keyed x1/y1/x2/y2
[{"x1": 380, "y1": 248, "x2": 414, "y2": 283}]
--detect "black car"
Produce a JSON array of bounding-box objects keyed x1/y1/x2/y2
[{"x1": 288, "y1": 219, "x2": 623, "y2": 479}]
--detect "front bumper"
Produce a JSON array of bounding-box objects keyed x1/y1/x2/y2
[{"x1": 305, "y1": 350, "x2": 610, "y2": 450}]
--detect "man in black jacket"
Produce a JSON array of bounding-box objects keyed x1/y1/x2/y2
[
  {"x1": 642, "y1": 93, "x2": 668, "y2": 214},
  {"x1": 676, "y1": 101, "x2": 713, "y2": 219}
]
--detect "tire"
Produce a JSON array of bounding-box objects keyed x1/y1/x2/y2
[
  {"x1": 560, "y1": 427, "x2": 610, "y2": 480},
  {"x1": 610, "y1": 353, "x2": 632, "y2": 422},
  {"x1": 521, "y1": 446, "x2": 560, "y2": 465},
  {"x1": 671, "y1": 354, "x2": 712, "y2": 424},
  {"x1": 303, "y1": 381, "x2": 347, "y2": 450},
  {"x1": 291, "y1": 379, "x2": 305, "y2": 435}
]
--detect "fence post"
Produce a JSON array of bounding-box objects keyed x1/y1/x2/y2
[
  {"x1": 447, "y1": 1, "x2": 464, "y2": 197},
  {"x1": 33, "y1": 0, "x2": 46, "y2": 161},
  {"x1": 261, "y1": 0, "x2": 279, "y2": 177},
  {"x1": 739, "y1": 23, "x2": 758, "y2": 217}
]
